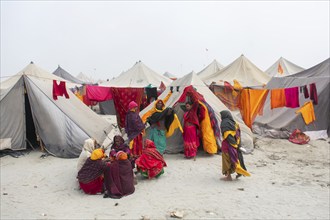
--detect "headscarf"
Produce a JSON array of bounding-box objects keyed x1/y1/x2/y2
[
  {"x1": 128, "y1": 101, "x2": 138, "y2": 111},
  {"x1": 220, "y1": 110, "x2": 239, "y2": 147},
  {"x1": 135, "y1": 139, "x2": 167, "y2": 179},
  {"x1": 77, "y1": 138, "x2": 96, "y2": 171},
  {"x1": 91, "y1": 148, "x2": 106, "y2": 160},
  {"x1": 83, "y1": 138, "x2": 96, "y2": 152},
  {"x1": 142, "y1": 139, "x2": 167, "y2": 165},
  {"x1": 116, "y1": 151, "x2": 128, "y2": 160},
  {"x1": 220, "y1": 110, "x2": 236, "y2": 134},
  {"x1": 183, "y1": 101, "x2": 200, "y2": 128},
  {"x1": 109, "y1": 135, "x2": 130, "y2": 157},
  {"x1": 125, "y1": 107, "x2": 145, "y2": 141}
]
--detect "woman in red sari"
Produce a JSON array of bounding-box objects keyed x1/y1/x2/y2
[
  {"x1": 77, "y1": 148, "x2": 107, "y2": 195},
  {"x1": 135, "y1": 139, "x2": 167, "y2": 179},
  {"x1": 183, "y1": 101, "x2": 200, "y2": 159}
]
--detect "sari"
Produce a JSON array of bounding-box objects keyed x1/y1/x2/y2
[
  {"x1": 183, "y1": 101, "x2": 200, "y2": 158},
  {"x1": 142, "y1": 91, "x2": 182, "y2": 154},
  {"x1": 103, "y1": 156, "x2": 135, "y2": 199},
  {"x1": 220, "y1": 110, "x2": 250, "y2": 177},
  {"x1": 135, "y1": 139, "x2": 167, "y2": 179},
  {"x1": 125, "y1": 110, "x2": 145, "y2": 157},
  {"x1": 77, "y1": 158, "x2": 107, "y2": 194}
]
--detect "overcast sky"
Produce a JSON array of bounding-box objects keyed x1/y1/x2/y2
[{"x1": 1, "y1": 1, "x2": 329, "y2": 81}]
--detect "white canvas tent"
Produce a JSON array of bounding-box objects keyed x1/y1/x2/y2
[
  {"x1": 0, "y1": 62, "x2": 113, "y2": 158},
  {"x1": 98, "y1": 61, "x2": 172, "y2": 117},
  {"x1": 101, "y1": 61, "x2": 171, "y2": 88},
  {"x1": 53, "y1": 65, "x2": 86, "y2": 84},
  {"x1": 202, "y1": 55, "x2": 271, "y2": 87},
  {"x1": 253, "y1": 58, "x2": 329, "y2": 139},
  {"x1": 265, "y1": 57, "x2": 305, "y2": 77},
  {"x1": 197, "y1": 59, "x2": 224, "y2": 80},
  {"x1": 140, "y1": 71, "x2": 254, "y2": 154}
]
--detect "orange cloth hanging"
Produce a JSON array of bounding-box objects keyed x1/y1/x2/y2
[
  {"x1": 270, "y1": 88, "x2": 286, "y2": 109},
  {"x1": 295, "y1": 101, "x2": 316, "y2": 125},
  {"x1": 239, "y1": 89, "x2": 269, "y2": 129}
]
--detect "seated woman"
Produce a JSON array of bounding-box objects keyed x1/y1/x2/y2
[
  {"x1": 103, "y1": 151, "x2": 135, "y2": 199},
  {"x1": 135, "y1": 139, "x2": 167, "y2": 179},
  {"x1": 109, "y1": 135, "x2": 134, "y2": 168},
  {"x1": 77, "y1": 148, "x2": 108, "y2": 195},
  {"x1": 77, "y1": 138, "x2": 98, "y2": 172}
]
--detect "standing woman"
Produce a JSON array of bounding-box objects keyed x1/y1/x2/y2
[
  {"x1": 125, "y1": 101, "x2": 145, "y2": 157},
  {"x1": 182, "y1": 101, "x2": 200, "y2": 159},
  {"x1": 142, "y1": 91, "x2": 182, "y2": 154},
  {"x1": 220, "y1": 110, "x2": 250, "y2": 181}
]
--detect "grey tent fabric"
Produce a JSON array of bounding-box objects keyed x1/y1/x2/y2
[
  {"x1": 253, "y1": 58, "x2": 330, "y2": 138},
  {"x1": 52, "y1": 66, "x2": 86, "y2": 84},
  {"x1": 0, "y1": 63, "x2": 113, "y2": 158}
]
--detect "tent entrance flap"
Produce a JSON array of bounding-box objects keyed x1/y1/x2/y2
[{"x1": 24, "y1": 92, "x2": 38, "y2": 150}]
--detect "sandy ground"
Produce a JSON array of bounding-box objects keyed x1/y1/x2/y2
[{"x1": 1, "y1": 137, "x2": 329, "y2": 220}]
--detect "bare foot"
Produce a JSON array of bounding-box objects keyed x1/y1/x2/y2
[
  {"x1": 221, "y1": 175, "x2": 232, "y2": 181},
  {"x1": 193, "y1": 157, "x2": 196, "y2": 161}
]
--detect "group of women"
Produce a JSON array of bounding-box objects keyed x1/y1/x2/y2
[{"x1": 76, "y1": 90, "x2": 251, "y2": 198}]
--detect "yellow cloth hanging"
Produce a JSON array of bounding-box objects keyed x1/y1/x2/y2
[{"x1": 295, "y1": 101, "x2": 316, "y2": 125}]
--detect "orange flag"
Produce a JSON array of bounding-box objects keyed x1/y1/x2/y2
[
  {"x1": 159, "y1": 81, "x2": 166, "y2": 92},
  {"x1": 278, "y1": 63, "x2": 284, "y2": 74}
]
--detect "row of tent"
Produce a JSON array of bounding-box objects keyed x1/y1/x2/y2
[
  {"x1": 0, "y1": 56, "x2": 328, "y2": 158},
  {"x1": 53, "y1": 55, "x2": 307, "y2": 87}
]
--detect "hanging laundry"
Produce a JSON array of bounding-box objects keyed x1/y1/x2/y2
[
  {"x1": 145, "y1": 87, "x2": 158, "y2": 103},
  {"x1": 309, "y1": 83, "x2": 318, "y2": 105},
  {"x1": 270, "y1": 88, "x2": 286, "y2": 109},
  {"x1": 295, "y1": 101, "x2": 316, "y2": 125},
  {"x1": 53, "y1": 80, "x2": 69, "y2": 100},
  {"x1": 284, "y1": 87, "x2": 299, "y2": 108},
  {"x1": 86, "y1": 85, "x2": 112, "y2": 102},
  {"x1": 303, "y1": 85, "x2": 309, "y2": 98},
  {"x1": 239, "y1": 89, "x2": 269, "y2": 129}
]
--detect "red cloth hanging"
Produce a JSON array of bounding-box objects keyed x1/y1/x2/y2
[
  {"x1": 309, "y1": 83, "x2": 318, "y2": 105},
  {"x1": 86, "y1": 85, "x2": 113, "y2": 102},
  {"x1": 53, "y1": 80, "x2": 69, "y2": 100},
  {"x1": 111, "y1": 88, "x2": 144, "y2": 128},
  {"x1": 284, "y1": 87, "x2": 299, "y2": 108}
]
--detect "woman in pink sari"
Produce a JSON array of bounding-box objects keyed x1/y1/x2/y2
[{"x1": 183, "y1": 101, "x2": 200, "y2": 159}]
